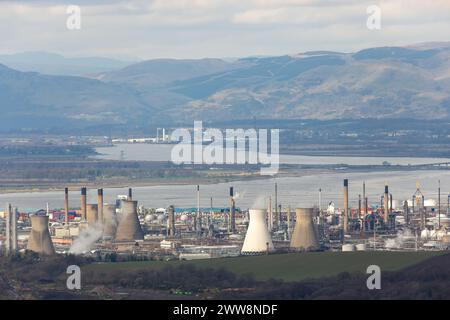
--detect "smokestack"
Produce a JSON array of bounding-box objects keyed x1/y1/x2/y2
[
  {"x1": 287, "y1": 206, "x2": 291, "y2": 240},
  {"x1": 268, "y1": 196, "x2": 273, "y2": 231},
  {"x1": 115, "y1": 200, "x2": 144, "y2": 241},
  {"x1": 81, "y1": 187, "x2": 87, "y2": 221},
  {"x1": 274, "y1": 183, "x2": 278, "y2": 229},
  {"x1": 5, "y1": 204, "x2": 17, "y2": 256},
  {"x1": 241, "y1": 209, "x2": 274, "y2": 254},
  {"x1": 358, "y1": 194, "x2": 361, "y2": 220},
  {"x1": 438, "y1": 180, "x2": 441, "y2": 229},
  {"x1": 128, "y1": 188, "x2": 133, "y2": 201},
  {"x1": 64, "y1": 188, "x2": 69, "y2": 225},
  {"x1": 98, "y1": 189, "x2": 104, "y2": 224},
  {"x1": 318, "y1": 188, "x2": 322, "y2": 213},
  {"x1": 363, "y1": 182, "x2": 366, "y2": 215},
  {"x1": 168, "y1": 205, "x2": 176, "y2": 237},
  {"x1": 86, "y1": 204, "x2": 98, "y2": 226},
  {"x1": 364, "y1": 197, "x2": 368, "y2": 232},
  {"x1": 384, "y1": 184, "x2": 389, "y2": 224},
  {"x1": 343, "y1": 179, "x2": 349, "y2": 234},
  {"x1": 290, "y1": 208, "x2": 320, "y2": 251},
  {"x1": 27, "y1": 215, "x2": 55, "y2": 255},
  {"x1": 403, "y1": 200, "x2": 409, "y2": 226},
  {"x1": 229, "y1": 187, "x2": 236, "y2": 233},
  {"x1": 196, "y1": 185, "x2": 201, "y2": 232}
]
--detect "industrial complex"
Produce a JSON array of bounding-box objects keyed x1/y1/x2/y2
[{"x1": 1, "y1": 180, "x2": 450, "y2": 260}]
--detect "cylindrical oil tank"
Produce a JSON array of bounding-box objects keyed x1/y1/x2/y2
[
  {"x1": 342, "y1": 244, "x2": 356, "y2": 252},
  {"x1": 355, "y1": 243, "x2": 366, "y2": 251}
]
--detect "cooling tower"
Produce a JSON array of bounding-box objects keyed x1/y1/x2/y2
[
  {"x1": 241, "y1": 209, "x2": 274, "y2": 254},
  {"x1": 103, "y1": 204, "x2": 117, "y2": 239},
  {"x1": 27, "y1": 215, "x2": 55, "y2": 255},
  {"x1": 86, "y1": 204, "x2": 98, "y2": 226},
  {"x1": 115, "y1": 200, "x2": 144, "y2": 241},
  {"x1": 290, "y1": 208, "x2": 320, "y2": 251}
]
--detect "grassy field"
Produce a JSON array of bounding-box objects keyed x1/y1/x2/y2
[{"x1": 86, "y1": 251, "x2": 443, "y2": 282}]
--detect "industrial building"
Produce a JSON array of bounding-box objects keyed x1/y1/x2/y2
[{"x1": 2, "y1": 179, "x2": 450, "y2": 260}]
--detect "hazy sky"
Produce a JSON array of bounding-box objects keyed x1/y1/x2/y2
[{"x1": 1, "y1": 0, "x2": 450, "y2": 59}]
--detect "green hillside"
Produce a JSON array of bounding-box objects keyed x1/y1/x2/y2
[{"x1": 87, "y1": 251, "x2": 442, "y2": 282}]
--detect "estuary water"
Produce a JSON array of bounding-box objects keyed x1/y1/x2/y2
[
  {"x1": 1, "y1": 170, "x2": 449, "y2": 212},
  {"x1": 95, "y1": 143, "x2": 450, "y2": 166}
]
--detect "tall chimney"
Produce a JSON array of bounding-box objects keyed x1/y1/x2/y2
[
  {"x1": 358, "y1": 194, "x2": 362, "y2": 220},
  {"x1": 128, "y1": 188, "x2": 133, "y2": 201},
  {"x1": 5, "y1": 204, "x2": 17, "y2": 256},
  {"x1": 81, "y1": 187, "x2": 87, "y2": 221},
  {"x1": 362, "y1": 182, "x2": 366, "y2": 215},
  {"x1": 343, "y1": 179, "x2": 349, "y2": 234},
  {"x1": 196, "y1": 185, "x2": 201, "y2": 232},
  {"x1": 384, "y1": 185, "x2": 389, "y2": 224},
  {"x1": 274, "y1": 183, "x2": 278, "y2": 229},
  {"x1": 230, "y1": 187, "x2": 236, "y2": 233},
  {"x1": 287, "y1": 206, "x2": 291, "y2": 240},
  {"x1": 403, "y1": 200, "x2": 409, "y2": 226},
  {"x1": 98, "y1": 188, "x2": 104, "y2": 224},
  {"x1": 64, "y1": 187, "x2": 69, "y2": 225},
  {"x1": 268, "y1": 196, "x2": 273, "y2": 231},
  {"x1": 168, "y1": 205, "x2": 176, "y2": 237}
]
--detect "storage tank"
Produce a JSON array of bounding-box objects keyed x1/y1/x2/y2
[
  {"x1": 355, "y1": 243, "x2": 367, "y2": 251},
  {"x1": 290, "y1": 208, "x2": 320, "y2": 251},
  {"x1": 27, "y1": 215, "x2": 55, "y2": 255},
  {"x1": 342, "y1": 244, "x2": 356, "y2": 252},
  {"x1": 241, "y1": 209, "x2": 274, "y2": 255}
]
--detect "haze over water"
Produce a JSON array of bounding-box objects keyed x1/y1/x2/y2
[{"x1": 2, "y1": 170, "x2": 449, "y2": 212}]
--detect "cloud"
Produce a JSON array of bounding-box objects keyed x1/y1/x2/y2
[{"x1": 0, "y1": 0, "x2": 449, "y2": 59}]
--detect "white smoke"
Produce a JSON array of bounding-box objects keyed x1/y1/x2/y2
[
  {"x1": 69, "y1": 223, "x2": 103, "y2": 255},
  {"x1": 251, "y1": 195, "x2": 267, "y2": 210},
  {"x1": 233, "y1": 190, "x2": 246, "y2": 201},
  {"x1": 385, "y1": 229, "x2": 414, "y2": 249}
]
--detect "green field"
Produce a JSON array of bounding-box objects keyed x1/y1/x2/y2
[{"x1": 86, "y1": 251, "x2": 443, "y2": 282}]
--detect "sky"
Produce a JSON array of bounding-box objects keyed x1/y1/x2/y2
[{"x1": 0, "y1": 0, "x2": 450, "y2": 60}]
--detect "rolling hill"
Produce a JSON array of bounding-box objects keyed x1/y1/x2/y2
[{"x1": 1, "y1": 42, "x2": 450, "y2": 132}]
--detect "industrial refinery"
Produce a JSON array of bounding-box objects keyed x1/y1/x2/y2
[{"x1": 1, "y1": 179, "x2": 450, "y2": 260}]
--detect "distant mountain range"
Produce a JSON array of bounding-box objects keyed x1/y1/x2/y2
[
  {"x1": 0, "y1": 52, "x2": 134, "y2": 76},
  {"x1": 1, "y1": 42, "x2": 450, "y2": 132}
]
